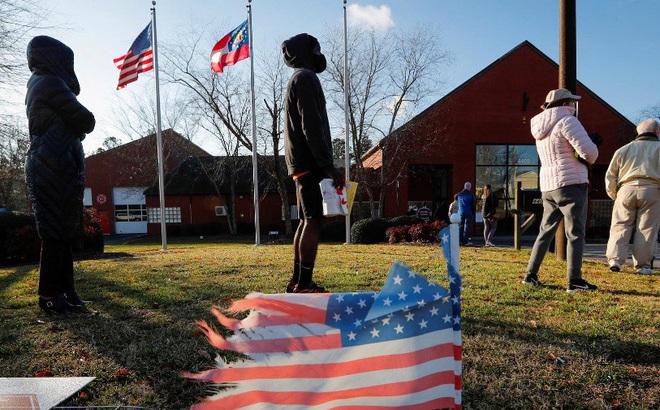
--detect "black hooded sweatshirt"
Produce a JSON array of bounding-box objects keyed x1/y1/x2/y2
[
  {"x1": 24, "y1": 36, "x2": 95, "y2": 241},
  {"x1": 282, "y1": 33, "x2": 334, "y2": 176}
]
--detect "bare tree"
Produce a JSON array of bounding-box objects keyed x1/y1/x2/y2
[
  {"x1": 0, "y1": 119, "x2": 30, "y2": 211},
  {"x1": 324, "y1": 25, "x2": 451, "y2": 218},
  {"x1": 0, "y1": 0, "x2": 48, "y2": 102},
  {"x1": 255, "y1": 50, "x2": 294, "y2": 236},
  {"x1": 109, "y1": 85, "x2": 200, "y2": 143},
  {"x1": 638, "y1": 103, "x2": 660, "y2": 123},
  {"x1": 160, "y1": 29, "x2": 251, "y2": 235},
  {"x1": 162, "y1": 28, "x2": 296, "y2": 236}
]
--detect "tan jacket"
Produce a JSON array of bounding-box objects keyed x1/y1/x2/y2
[{"x1": 605, "y1": 134, "x2": 660, "y2": 200}]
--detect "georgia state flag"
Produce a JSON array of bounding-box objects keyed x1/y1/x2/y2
[{"x1": 211, "y1": 20, "x2": 249, "y2": 73}]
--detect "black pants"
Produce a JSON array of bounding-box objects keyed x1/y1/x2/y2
[{"x1": 38, "y1": 240, "x2": 74, "y2": 297}]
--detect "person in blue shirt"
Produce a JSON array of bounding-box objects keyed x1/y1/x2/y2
[{"x1": 457, "y1": 182, "x2": 476, "y2": 245}]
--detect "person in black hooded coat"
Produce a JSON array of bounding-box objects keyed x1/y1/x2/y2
[
  {"x1": 24, "y1": 36, "x2": 95, "y2": 313},
  {"x1": 281, "y1": 33, "x2": 344, "y2": 293}
]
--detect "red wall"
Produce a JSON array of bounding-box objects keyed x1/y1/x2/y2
[
  {"x1": 378, "y1": 42, "x2": 635, "y2": 218},
  {"x1": 85, "y1": 130, "x2": 210, "y2": 234},
  {"x1": 145, "y1": 193, "x2": 297, "y2": 235}
]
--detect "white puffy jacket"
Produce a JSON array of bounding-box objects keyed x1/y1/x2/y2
[{"x1": 530, "y1": 106, "x2": 598, "y2": 192}]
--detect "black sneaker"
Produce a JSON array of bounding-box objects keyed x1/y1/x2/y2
[
  {"x1": 285, "y1": 280, "x2": 296, "y2": 293},
  {"x1": 567, "y1": 279, "x2": 598, "y2": 293},
  {"x1": 522, "y1": 273, "x2": 542, "y2": 286},
  {"x1": 292, "y1": 281, "x2": 326, "y2": 293}
]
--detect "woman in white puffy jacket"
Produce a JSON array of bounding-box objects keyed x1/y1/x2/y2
[{"x1": 521, "y1": 88, "x2": 599, "y2": 292}]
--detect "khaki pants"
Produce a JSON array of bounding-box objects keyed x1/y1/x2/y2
[{"x1": 606, "y1": 185, "x2": 660, "y2": 269}]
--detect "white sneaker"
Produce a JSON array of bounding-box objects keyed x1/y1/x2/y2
[
  {"x1": 608, "y1": 260, "x2": 621, "y2": 272},
  {"x1": 486, "y1": 241, "x2": 496, "y2": 247},
  {"x1": 636, "y1": 267, "x2": 653, "y2": 275}
]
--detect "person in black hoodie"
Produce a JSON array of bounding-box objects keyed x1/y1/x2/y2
[
  {"x1": 25, "y1": 36, "x2": 95, "y2": 313},
  {"x1": 282, "y1": 33, "x2": 344, "y2": 293}
]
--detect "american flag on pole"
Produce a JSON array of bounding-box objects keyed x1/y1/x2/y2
[
  {"x1": 114, "y1": 23, "x2": 153, "y2": 89},
  {"x1": 210, "y1": 20, "x2": 249, "y2": 73},
  {"x1": 188, "y1": 227, "x2": 462, "y2": 409}
]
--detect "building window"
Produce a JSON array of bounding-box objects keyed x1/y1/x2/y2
[
  {"x1": 114, "y1": 204, "x2": 147, "y2": 222},
  {"x1": 475, "y1": 144, "x2": 540, "y2": 216},
  {"x1": 148, "y1": 207, "x2": 182, "y2": 223}
]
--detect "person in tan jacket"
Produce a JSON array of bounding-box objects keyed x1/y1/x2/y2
[{"x1": 605, "y1": 118, "x2": 660, "y2": 275}]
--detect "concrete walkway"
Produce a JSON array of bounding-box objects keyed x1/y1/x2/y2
[{"x1": 473, "y1": 235, "x2": 658, "y2": 270}]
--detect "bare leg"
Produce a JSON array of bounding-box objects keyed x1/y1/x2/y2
[{"x1": 299, "y1": 218, "x2": 321, "y2": 265}]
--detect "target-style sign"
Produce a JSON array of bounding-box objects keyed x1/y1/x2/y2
[{"x1": 96, "y1": 194, "x2": 107, "y2": 205}]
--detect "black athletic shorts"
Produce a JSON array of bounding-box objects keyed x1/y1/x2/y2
[{"x1": 295, "y1": 169, "x2": 325, "y2": 219}]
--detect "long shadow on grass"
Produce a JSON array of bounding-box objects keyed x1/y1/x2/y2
[
  {"x1": 463, "y1": 316, "x2": 660, "y2": 366},
  {"x1": 45, "y1": 267, "x2": 238, "y2": 408}
]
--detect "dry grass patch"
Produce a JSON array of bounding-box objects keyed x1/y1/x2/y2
[{"x1": 0, "y1": 237, "x2": 658, "y2": 409}]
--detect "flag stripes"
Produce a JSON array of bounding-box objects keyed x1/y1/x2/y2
[
  {"x1": 190, "y1": 228, "x2": 462, "y2": 409},
  {"x1": 114, "y1": 23, "x2": 153, "y2": 89}
]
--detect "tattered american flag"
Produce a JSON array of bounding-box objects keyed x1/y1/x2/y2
[
  {"x1": 189, "y1": 226, "x2": 462, "y2": 409},
  {"x1": 113, "y1": 22, "x2": 153, "y2": 89}
]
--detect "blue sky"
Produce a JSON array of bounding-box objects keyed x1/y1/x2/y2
[{"x1": 11, "y1": 0, "x2": 660, "y2": 154}]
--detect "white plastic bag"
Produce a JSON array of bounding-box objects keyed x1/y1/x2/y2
[{"x1": 320, "y1": 178, "x2": 348, "y2": 216}]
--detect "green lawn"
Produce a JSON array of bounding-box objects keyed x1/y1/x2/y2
[{"x1": 1, "y1": 237, "x2": 658, "y2": 409}]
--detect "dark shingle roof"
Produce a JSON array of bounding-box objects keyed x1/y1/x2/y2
[{"x1": 144, "y1": 156, "x2": 294, "y2": 196}]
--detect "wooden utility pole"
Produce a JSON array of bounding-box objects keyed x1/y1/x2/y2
[{"x1": 555, "y1": 0, "x2": 576, "y2": 261}]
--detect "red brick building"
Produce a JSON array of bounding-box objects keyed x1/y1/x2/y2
[
  {"x1": 142, "y1": 156, "x2": 296, "y2": 236},
  {"x1": 84, "y1": 129, "x2": 211, "y2": 234},
  {"x1": 361, "y1": 41, "x2": 635, "y2": 230}
]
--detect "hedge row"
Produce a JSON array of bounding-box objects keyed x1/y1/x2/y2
[
  {"x1": 0, "y1": 209, "x2": 105, "y2": 265},
  {"x1": 349, "y1": 216, "x2": 447, "y2": 244}
]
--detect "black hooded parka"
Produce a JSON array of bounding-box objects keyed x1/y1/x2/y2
[
  {"x1": 281, "y1": 33, "x2": 334, "y2": 176},
  {"x1": 24, "y1": 36, "x2": 95, "y2": 241}
]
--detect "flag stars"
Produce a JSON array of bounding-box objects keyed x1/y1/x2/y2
[
  {"x1": 335, "y1": 294, "x2": 345, "y2": 303},
  {"x1": 370, "y1": 328, "x2": 380, "y2": 338},
  {"x1": 382, "y1": 317, "x2": 391, "y2": 326},
  {"x1": 398, "y1": 291, "x2": 408, "y2": 300},
  {"x1": 441, "y1": 233, "x2": 449, "y2": 243},
  {"x1": 433, "y1": 292, "x2": 443, "y2": 301},
  {"x1": 333, "y1": 313, "x2": 341, "y2": 322},
  {"x1": 393, "y1": 275, "x2": 403, "y2": 285},
  {"x1": 418, "y1": 319, "x2": 428, "y2": 329},
  {"x1": 453, "y1": 316, "x2": 461, "y2": 325},
  {"x1": 383, "y1": 297, "x2": 392, "y2": 307},
  {"x1": 357, "y1": 299, "x2": 367, "y2": 308},
  {"x1": 408, "y1": 270, "x2": 416, "y2": 278},
  {"x1": 344, "y1": 306, "x2": 354, "y2": 315},
  {"x1": 449, "y1": 276, "x2": 456, "y2": 284},
  {"x1": 443, "y1": 314, "x2": 452, "y2": 323},
  {"x1": 430, "y1": 307, "x2": 439, "y2": 316},
  {"x1": 405, "y1": 312, "x2": 415, "y2": 322},
  {"x1": 353, "y1": 319, "x2": 362, "y2": 327},
  {"x1": 394, "y1": 324, "x2": 404, "y2": 334},
  {"x1": 417, "y1": 299, "x2": 426, "y2": 308},
  {"x1": 412, "y1": 284, "x2": 422, "y2": 294},
  {"x1": 452, "y1": 296, "x2": 460, "y2": 305},
  {"x1": 347, "y1": 331, "x2": 356, "y2": 341}
]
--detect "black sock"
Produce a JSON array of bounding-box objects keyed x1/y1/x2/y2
[
  {"x1": 299, "y1": 262, "x2": 314, "y2": 287},
  {"x1": 291, "y1": 259, "x2": 301, "y2": 283}
]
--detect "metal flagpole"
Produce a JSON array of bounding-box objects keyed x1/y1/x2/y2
[
  {"x1": 343, "y1": 0, "x2": 351, "y2": 244},
  {"x1": 151, "y1": 1, "x2": 167, "y2": 251},
  {"x1": 247, "y1": 0, "x2": 261, "y2": 246}
]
